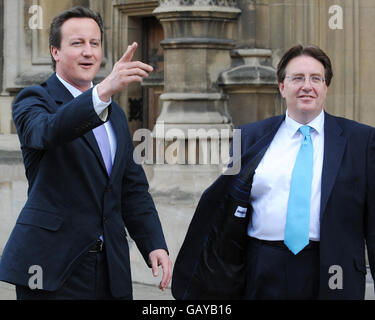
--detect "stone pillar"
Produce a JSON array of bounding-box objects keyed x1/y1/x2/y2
[
  {"x1": 218, "y1": 48, "x2": 280, "y2": 126},
  {"x1": 127, "y1": 0, "x2": 241, "y2": 286},
  {"x1": 216, "y1": 0, "x2": 280, "y2": 126},
  {"x1": 152, "y1": 0, "x2": 241, "y2": 159}
]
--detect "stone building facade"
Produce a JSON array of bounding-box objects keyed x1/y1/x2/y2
[{"x1": 0, "y1": 0, "x2": 374, "y2": 287}]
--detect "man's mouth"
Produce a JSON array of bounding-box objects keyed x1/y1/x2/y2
[
  {"x1": 298, "y1": 95, "x2": 315, "y2": 99},
  {"x1": 79, "y1": 62, "x2": 94, "y2": 68}
]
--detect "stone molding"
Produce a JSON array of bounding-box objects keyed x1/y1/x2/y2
[
  {"x1": 218, "y1": 48, "x2": 277, "y2": 90},
  {"x1": 158, "y1": 0, "x2": 239, "y2": 8}
]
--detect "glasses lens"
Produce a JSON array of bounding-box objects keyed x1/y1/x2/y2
[{"x1": 287, "y1": 75, "x2": 325, "y2": 85}]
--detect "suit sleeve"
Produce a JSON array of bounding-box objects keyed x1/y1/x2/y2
[
  {"x1": 120, "y1": 116, "x2": 168, "y2": 265},
  {"x1": 12, "y1": 86, "x2": 105, "y2": 150},
  {"x1": 365, "y1": 127, "x2": 375, "y2": 285}
]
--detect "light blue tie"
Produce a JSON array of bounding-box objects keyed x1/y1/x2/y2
[{"x1": 284, "y1": 125, "x2": 313, "y2": 255}]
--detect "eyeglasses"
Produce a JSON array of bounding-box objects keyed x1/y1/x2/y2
[{"x1": 285, "y1": 75, "x2": 325, "y2": 85}]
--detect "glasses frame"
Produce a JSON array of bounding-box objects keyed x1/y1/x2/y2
[{"x1": 285, "y1": 74, "x2": 326, "y2": 86}]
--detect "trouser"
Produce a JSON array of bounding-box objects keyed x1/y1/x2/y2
[
  {"x1": 16, "y1": 241, "x2": 131, "y2": 300},
  {"x1": 243, "y1": 237, "x2": 320, "y2": 300}
]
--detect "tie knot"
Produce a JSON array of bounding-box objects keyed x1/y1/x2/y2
[{"x1": 299, "y1": 125, "x2": 311, "y2": 137}]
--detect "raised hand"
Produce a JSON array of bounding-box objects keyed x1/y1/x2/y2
[{"x1": 97, "y1": 42, "x2": 153, "y2": 102}]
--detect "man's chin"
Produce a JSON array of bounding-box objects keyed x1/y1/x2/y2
[
  {"x1": 77, "y1": 72, "x2": 97, "y2": 83},
  {"x1": 298, "y1": 103, "x2": 318, "y2": 113}
]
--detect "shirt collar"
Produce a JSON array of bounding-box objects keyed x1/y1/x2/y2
[
  {"x1": 56, "y1": 73, "x2": 93, "y2": 98},
  {"x1": 285, "y1": 109, "x2": 325, "y2": 138}
]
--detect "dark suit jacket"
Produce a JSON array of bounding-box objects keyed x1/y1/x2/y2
[
  {"x1": 0, "y1": 73, "x2": 168, "y2": 298},
  {"x1": 172, "y1": 112, "x2": 375, "y2": 300}
]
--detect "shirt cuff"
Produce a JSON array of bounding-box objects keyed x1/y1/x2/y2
[{"x1": 92, "y1": 85, "x2": 111, "y2": 121}]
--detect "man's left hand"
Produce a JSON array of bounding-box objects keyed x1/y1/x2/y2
[{"x1": 149, "y1": 249, "x2": 172, "y2": 291}]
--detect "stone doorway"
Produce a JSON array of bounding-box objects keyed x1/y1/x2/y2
[{"x1": 141, "y1": 16, "x2": 164, "y2": 131}]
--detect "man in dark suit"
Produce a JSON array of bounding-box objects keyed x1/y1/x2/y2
[
  {"x1": 172, "y1": 44, "x2": 375, "y2": 300},
  {"x1": 0, "y1": 6, "x2": 172, "y2": 300}
]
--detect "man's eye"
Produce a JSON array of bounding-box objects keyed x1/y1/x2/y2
[
  {"x1": 311, "y1": 76, "x2": 321, "y2": 82},
  {"x1": 72, "y1": 41, "x2": 82, "y2": 46},
  {"x1": 293, "y1": 76, "x2": 304, "y2": 81}
]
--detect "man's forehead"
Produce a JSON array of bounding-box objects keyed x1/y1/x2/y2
[
  {"x1": 285, "y1": 55, "x2": 325, "y2": 74},
  {"x1": 61, "y1": 17, "x2": 101, "y2": 37}
]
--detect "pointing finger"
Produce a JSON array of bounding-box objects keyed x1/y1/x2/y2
[
  {"x1": 120, "y1": 61, "x2": 154, "y2": 73},
  {"x1": 120, "y1": 42, "x2": 137, "y2": 63}
]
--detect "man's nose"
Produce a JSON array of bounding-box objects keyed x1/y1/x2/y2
[
  {"x1": 302, "y1": 77, "x2": 313, "y2": 90},
  {"x1": 82, "y1": 43, "x2": 93, "y2": 56}
]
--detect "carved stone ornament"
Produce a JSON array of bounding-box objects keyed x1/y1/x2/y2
[{"x1": 158, "y1": 0, "x2": 238, "y2": 7}]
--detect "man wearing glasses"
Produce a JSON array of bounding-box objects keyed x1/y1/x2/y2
[{"x1": 173, "y1": 44, "x2": 375, "y2": 300}]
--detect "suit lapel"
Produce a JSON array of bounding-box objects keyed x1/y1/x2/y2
[
  {"x1": 226, "y1": 115, "x2": 285, "y2": 204},
  {"x1": 45, "y1": 73, "x2": 109, "y2": 177},
  {"x1": 320, "y1": 112, "x2": 347, "y2": 220},
  {"x1": 240, "y1": 115, "x2": 285, "y2": 175},
  {"x1": 83, "y1": 130, "x2": 109, "y2": 176},
  {"x1": 44, "y1": 73, "x2": 75, "y2": 107}
]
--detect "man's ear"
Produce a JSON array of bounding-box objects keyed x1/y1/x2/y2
[
  {"x1": 278, "y1": 82, "x2": 285, "y2": 98},
  {"x1": 50, "y1": 46, "x2": 59, "y2": 63}
]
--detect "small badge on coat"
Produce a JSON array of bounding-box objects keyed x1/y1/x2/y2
[{"x1": 234, "y1": 206, "x2": 247, "y2": 218}]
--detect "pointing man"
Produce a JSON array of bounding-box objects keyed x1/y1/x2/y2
[{"x1": 0, "y1": 6, "x2": 172, "y2": 300}]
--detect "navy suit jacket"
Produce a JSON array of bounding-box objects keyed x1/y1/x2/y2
[
  {"x1": 172, "y1": 112, "x2": 375, "y2": 300},
  {"x1": 0, "y1": 73, "x2": 168, "y2": 298}
]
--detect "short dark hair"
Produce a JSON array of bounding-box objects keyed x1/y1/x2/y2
[
  {"x1": 277, "y1": 44, "x2": 333, "y2": 86},
  {"x1": 49, "y1": 6, "x2": 104, "y2": 71}
]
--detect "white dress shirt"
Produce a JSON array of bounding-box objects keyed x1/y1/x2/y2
[
  {"x1": 56, "y1": 73, "x2": 117, "y2": 163},
  {"x1": 247, "y1": 109, "x2": 325, "y2": 241}
]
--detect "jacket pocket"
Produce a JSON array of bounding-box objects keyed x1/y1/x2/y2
[{"x1": 16, "y1": 207, "x2": 63, "y2": 231}]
